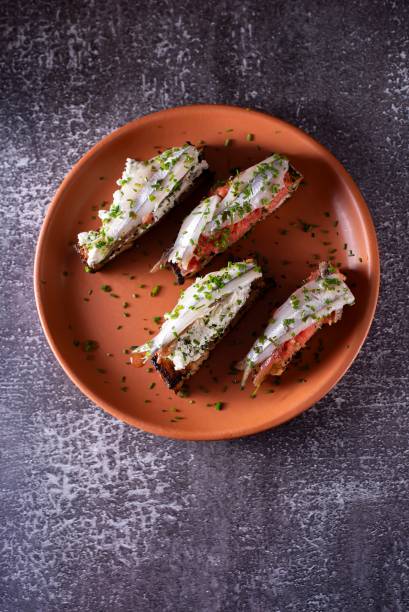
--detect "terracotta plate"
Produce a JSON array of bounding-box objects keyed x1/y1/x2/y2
[{"x1": 34, "y1": 105, "x2": 379, "y2": 440}]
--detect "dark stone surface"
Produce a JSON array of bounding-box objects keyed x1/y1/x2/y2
[{"x1": 1, "y1": 0, "x2": 408, "y2": 610}]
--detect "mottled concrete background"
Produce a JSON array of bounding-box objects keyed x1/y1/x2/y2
[{"x1": 1, "y1": 0, "x2": 408, "y2": 610}]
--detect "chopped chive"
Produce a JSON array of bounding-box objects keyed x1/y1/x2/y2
[
  {"x1": 215, "y1": 401, "x2": 223, "y2": 411},
  {"x1": 110, "y1": 293, "x2": 119, "y2": 299},
  {"x1": 246, "y1": 133, "x2": 254, "y2": 141},
  {"x1": 132, "y1": 293, "x2": 139, "y2": 298},
  {"x1": 123, "y1": 301, "x2": 129, "y2": 308},
  {"x1": 153, "y1": 316, "x2": 162, "y2": 324},
  {"x1": 83, "y1": 340, "x2": 98, "y2": 352},
  {"x1": 149, "y1": 382, "x2": 156, "y2": 390},
  {"x1": 123, "y1": 312, "x2": 130, "y2": 318},
  {"x1": 101, "y1": 284, "x2": 112, "y2": 292},
  {"x1": 150, "y1": 285, "x2": 161, "y2": 297}
]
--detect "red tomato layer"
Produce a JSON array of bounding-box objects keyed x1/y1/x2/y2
[
  {"x1": 186, "y1": 172, "x2": 293, "y2": 274},
  {"x1": 253, "y1": 310, "x2": 339, "y2": 388}
]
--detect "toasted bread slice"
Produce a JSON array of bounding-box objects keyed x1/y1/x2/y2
[
  {"x1": 152, "y1": 275, "x2": 265, "y2": 391},
  {"x1": 76, "y1": 144, "x2": 209, "y2": 271},
  {"x1": 131, "y1": 259, "x2": 264, "y2": 392},
  {"x1": 239, "y1": 262, "x2": 355, "y2": 390},
  {"x1": 155, "y1": 155, "x2": 302, "y2": 284}
]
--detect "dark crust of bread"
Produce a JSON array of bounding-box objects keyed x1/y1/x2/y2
[
  {"x1": 75, "y1": 164, "x2": 211, "y2": 272},
  {"x1": 169, "y1": 163, "x2": 303, "y2": 284},
  {"x1": 152, "y1": 276, "x2": 265, "y2": 391}
]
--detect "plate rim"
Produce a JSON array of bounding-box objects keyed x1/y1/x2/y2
[{"x1": 34, "y1": 103, "x2": 380, "y2": 440}]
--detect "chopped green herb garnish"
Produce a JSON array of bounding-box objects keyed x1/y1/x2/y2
[
  {"x1": 290, "y1": 295, "x2": 300, "y2": 309},
  {"x1": 246, "y1": 133, "x2": 254, "y2": 141},
  {"x1": 153, "y1": 316, "x2": 162, "y2": 324},
  {"x1": 101, "y1": 284, "x2": 112, "y2": 292},
  {"x1": 298, "y1": 218, "x2": 318, "y2": 233},
  {"x1": 215, "y1": 401, "x2": 223, "y2": 411},
  {"x1": 83, "y1": 340, "x2": 98, "y2": 352},
  {"x1": 150, "y1": 285, "x2": 161, "y2": 297}
]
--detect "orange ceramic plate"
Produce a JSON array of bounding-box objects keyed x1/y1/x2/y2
[{"x1": 34, "y1": 105, "x2": 379, "y2": 440}]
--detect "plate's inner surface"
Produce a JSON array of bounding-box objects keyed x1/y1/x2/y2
[{"x1": 36, "y1": 107, "x2": 376, "y2": 438}]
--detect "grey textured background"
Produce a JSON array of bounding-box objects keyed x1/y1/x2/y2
[{"x1": 1, "y1": 0, "x2": 408, "y2": 610}]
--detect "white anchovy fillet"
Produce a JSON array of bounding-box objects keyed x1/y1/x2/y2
[
  {"x1": 165, "y1": 195, "x2": 219, "y2": 270},
  {"x1": 165, "y1": 153, "x2": 288, "y2": 271},
  {"x1": 78, "y1": 144, "x2": 207, "y2": 267},
  {"x1": 133, "y1": 261, "x2": 263, "y2": 366},
  {"x1": 240, "y1": 265, "x2": 355, "y2": 387}
]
